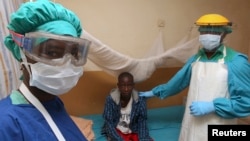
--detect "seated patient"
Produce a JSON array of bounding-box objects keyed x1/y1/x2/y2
[{"x1": 102, "y1": 72, "x2": 153, "y2": 141}]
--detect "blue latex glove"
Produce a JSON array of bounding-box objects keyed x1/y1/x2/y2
[
  {"x1": 139, "y1": 91, "x2": 155, "y2": 98},
  {"x1": 189, "y1": 101, "x2": 215, "y2": 116}
]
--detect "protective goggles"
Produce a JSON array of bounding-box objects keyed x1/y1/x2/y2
[{"x1": 10, "y1": 31, "x2": 91, "y2": 66}]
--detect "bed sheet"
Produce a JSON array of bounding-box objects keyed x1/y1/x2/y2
[{"x1": 81, "y1": 105, "x2": 185, "y2": 141}]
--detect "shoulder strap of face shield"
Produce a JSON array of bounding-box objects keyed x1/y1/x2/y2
[{"x1": 19, "y1": 83, "x2": 66, "y2": 141}]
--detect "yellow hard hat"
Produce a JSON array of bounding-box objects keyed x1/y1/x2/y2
[{"x1": 195, "y1": 14, "x2": 232, "y2": 26}]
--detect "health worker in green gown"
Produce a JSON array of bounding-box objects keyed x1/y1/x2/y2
[{"x1": 139, "y1": 13, "x2": 250, "y2": 141}]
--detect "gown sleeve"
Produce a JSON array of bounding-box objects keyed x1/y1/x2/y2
[
  {"x1": 214, "y1": 53, "x2": 250, "y2": 118},
  {"x1": 0, "y1": 96, "x2": 22, "y2": 140},
  {"x1": 0, "y1": 111, "x2": 22, "y2": 140},
  {"x1": 152, "y1": 55, "x2": 196, "y2": 99}
]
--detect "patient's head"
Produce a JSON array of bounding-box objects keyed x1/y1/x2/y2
[{"x1": 117, "y1": 72, "x2": 135, "y2": 101}]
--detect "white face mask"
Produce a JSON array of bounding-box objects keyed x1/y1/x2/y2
[
  {"x1": 199, "y1": 34, "x2": 221, "y2": 51},
  {"x1": 27, "y1": 60, "x2": 83, "y2": 95}
]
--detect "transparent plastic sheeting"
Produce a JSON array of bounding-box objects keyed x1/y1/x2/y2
[{"x1": 82, "y1": 30, "x2": 200, "y2": 82}]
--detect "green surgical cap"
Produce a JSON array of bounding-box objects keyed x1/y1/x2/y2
[
  {"x1": 198, "y1": 26, "x2": 232, "y2": 34},
  {"x1": 4, "y1": 0, "x2": 82, "y2": 61}
]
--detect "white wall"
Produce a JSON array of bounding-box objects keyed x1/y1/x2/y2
[{"x1": 57, "y1": 0, "x2": 250, "y2": 69}]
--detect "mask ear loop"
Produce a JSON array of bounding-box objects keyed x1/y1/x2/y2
[
  {"x1": 20, "y1": 49, "x2": 32, "y2": 78},
  {"x1": 9, "y1": 30, "x2": 31, "y2": 75}
]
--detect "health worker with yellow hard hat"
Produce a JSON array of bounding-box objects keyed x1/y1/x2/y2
[{"x1": 139, "y1": 14, "x2": 250, "y2": 141}]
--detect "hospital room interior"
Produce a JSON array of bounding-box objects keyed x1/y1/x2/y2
[
  {"x1": 0, "y1": 0, "x2": 249, "y2": 140},
  {"x1": 58, "y1": 0, "x2": 250, "y2": 115}
]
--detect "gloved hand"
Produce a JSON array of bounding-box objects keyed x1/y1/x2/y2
[
  {"x1": 139, "y1": 91, "x2": 155, "y2": 98},
  {"x1": 189, "y1": 101, "x2": 215, "y2": 116}
]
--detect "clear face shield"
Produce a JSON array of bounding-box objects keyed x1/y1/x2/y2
[
  {"x1": 198, "y1": 26, "x2": 231, "y2": 35},
  {"x1": 12, "y1": 31, "x2": 91, "y2": 66}
]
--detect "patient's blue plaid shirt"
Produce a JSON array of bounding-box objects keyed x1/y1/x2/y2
[{"x1": 101, "y1": 89, "x2": 152, "y2": 141}]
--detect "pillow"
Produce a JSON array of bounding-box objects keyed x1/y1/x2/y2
[{"x1": 70, "y1": 115, "x2": 95, "y2": 141}]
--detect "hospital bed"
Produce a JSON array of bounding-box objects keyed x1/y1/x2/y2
[
  {"x1": 71, "y1": 104, "x2": 250, "y2": 141},
  {"x1": 77, "y1": 105, "x2": 185, "y2": 141},
  {"x1": 72, "y1": 105, "x2": 250, "y2": 141}
]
